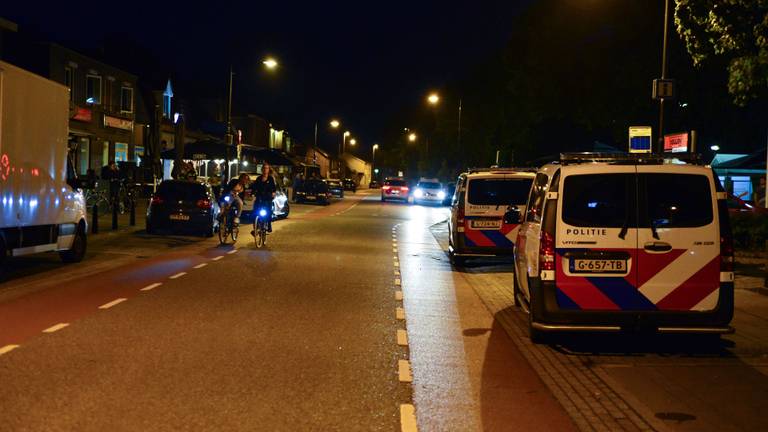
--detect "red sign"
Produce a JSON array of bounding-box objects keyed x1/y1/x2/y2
[
  {"x1": 664, "y1": 132, "x2": 689, "y2": 153},
  {"x1": 71, "y1": 107, "x2": 92, "y2": 122}
]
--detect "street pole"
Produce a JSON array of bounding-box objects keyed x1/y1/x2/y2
[
  {"x1": 314, "y1": 121, "x2": 318, "y2": 149},
  {"x1": 225, "y1": 65, "x2": 234, "y2": 182},
  {"x1": 457, "y1": 98, "x2": 463, "y2": 164},
  {"x1": 658, "y1": 0, "x2": 671, "y2": 154}
]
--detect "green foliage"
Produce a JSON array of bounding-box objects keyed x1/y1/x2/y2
[
  {"x1": 730, "y1": 212, "x2": 768, "y2": 250},
  {"x1": 675, "y1": 0, "x2": 768, "y2": 105}
]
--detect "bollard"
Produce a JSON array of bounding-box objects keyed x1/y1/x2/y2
[
  {"x1": 129, "y1": 200, "x2": 136, "y2": 226},
  {"x1": 112, "y1": 201, "x2": 118, "y2": 230},
  {"x1": 91, "y1": 204, "x2": 99, "y2": 234}
]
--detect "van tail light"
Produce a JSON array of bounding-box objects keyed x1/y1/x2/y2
[
  {"x1": 720, "y1": 233, "x2": 734, "y2": 272},
  {"x1": 196, "y1": 199, "x2": 212, "y2": 209},
  {"x1": 457, "y1": 207, "x2": 465, "y2": 224},
  {"x1": 151, "y1": 196, "x2": 164, "y2": 206},
  {"x1": 540, "y1": 231, "x2": 555, "y2": 271}
]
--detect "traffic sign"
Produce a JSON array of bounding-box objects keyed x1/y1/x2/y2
[
  {"x1": 652, "y1": 79, "x2": 675, "y2": 100},
  {"x1": 628, "y1": 126, "x2": 653, "y2": 153}
]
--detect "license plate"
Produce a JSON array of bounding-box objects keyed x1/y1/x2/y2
[
  {"x1": 571, "y1": 259, "x2": 627, "y2": 273},
  {"x1": 169, "y1": 214, "x2": 190, "y2": 221},
  {"x1": 471, "y1": 219, "x2": 502, "y2": 229},
  {"x1": 306, "y1": 195, "x2": 316, "y2": 200},
  {"x1": 391, "y1": 190, "x2": 400, "y2": 195}
]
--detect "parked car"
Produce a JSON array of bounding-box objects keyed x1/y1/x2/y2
[
  {"x1": 413, "y1": 178, "x2": 446, "y2": 205},
  {"x1": 369, "y1": 180, "x2": 381, "y2": 189},
  {"x1": 295, "y1": 179, "x2": 332, "y2": 205},
  {"x1": 381, "y1": 178, "x2": 409, "y2": 202},
  {"x1": 240, "y1": 172, "x2": 290, "y2": 220},
  {"x1": 326, "y1": 179, "x2": 345, "y2": 198},
  {"x1": 448, "y1": 168, "x2": 535, "y2": 265},
  {"x1": 343, "y1": 178, "x2": 357, "y2": 192},
  {"x1": 146, "y1": 180, "x2": 220, "y2": 236},
  {"x1": 514, "y1": 153, "x2": 734, "y2": 343},
  {"x1": 727, "y1": 193, "x2": 768, "y2": 215}
]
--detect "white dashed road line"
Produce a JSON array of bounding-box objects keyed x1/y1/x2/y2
[
  {"x1": 140, "y1": 282, "x2": 162, "y2": 292},
  {"x1": 42, "y1": 323, "x2": 70, "y2": 333},
  {"x1": 193, "y1": 263, "x2": 208, "y2": 269},
  {"x1": 400, "y1": 404, "x2": 418, "y2": 432},
  {"x1": 99, "y1": 298, "x2": 127, "y2": 310},
  {"x1": 397, "y1": 329, "x2": 408, "y2": 346},
  {"x1": 212, "y1": 256, "x2": 224, "y2": 261},
  {"x1": 227, "y1": 249, "x2": 238, "y2": 255},
  {"x1": 396, "y1": 307, "x2": 405, "y2": 320},
  {"x1": 394, "y1": 278, "x2": 401, "y2": 286},
  {"x1": 169, "y1": 272, "x2": 187, "y2": 279},
  {"x1": 0, "y1": 345, "x2": 19, "y2": 356},
  {"x1": 395, "y1": 291, "x2": 403, "y2": 301},
  {"x1": 398, "y1": 359, "x2": 413, "y2": 383}
]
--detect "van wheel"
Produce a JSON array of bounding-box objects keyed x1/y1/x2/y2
[{"x1": 60, "y1": 224, "x2": 86, "y2": 263}]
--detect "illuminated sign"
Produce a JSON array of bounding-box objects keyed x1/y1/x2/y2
[
  {"x1": 628, "y1": 126, "x2": 652, "y2": 153},
  {"x1": 71, "y1": 107, "x2": 92, "y2": 122},
  {"x1": 104, "y1": 115, "x2": 133, "y2": 131},
  {"x1": 664, "y1": 132, "x2": 688, "y2": 153}
]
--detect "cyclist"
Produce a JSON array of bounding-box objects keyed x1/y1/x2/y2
[
  {"x1": 251, "y1": 162, "x2": 277, "y2": 234},
  {"x1": 220, "y1": 177, "x2": 244, "y2": 225}
]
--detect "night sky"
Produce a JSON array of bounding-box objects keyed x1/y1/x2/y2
[{"x1": 4, "y1": 1, "x2": 530, "y2": 153}]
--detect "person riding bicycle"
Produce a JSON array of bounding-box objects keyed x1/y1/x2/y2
[
  {"x1": 251, "y1": 163, "x2": 277, "y2": 234},
  {"x1": 220, "y1": 178, "x2": 244, "y2": 225}
]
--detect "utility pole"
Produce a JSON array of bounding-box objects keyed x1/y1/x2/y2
[
  {"x1": 658, "y1": 0, "x2": 671, "y2": 154},
  {"x1": 224, "y1": 66, "x2": 234, "y2": 182}
]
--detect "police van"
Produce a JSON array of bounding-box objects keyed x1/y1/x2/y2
[
  {"x1": 512, "y1": 153, "x2": 734, "y2": 342},
  {"x1": 448, "y1": 168, "x2": 535, "y2": 265}
]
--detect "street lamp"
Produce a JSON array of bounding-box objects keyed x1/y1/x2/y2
[
  {"x1": 408, "y1": 133, "x2": 417, "y2": 142},
  {"x1": 330, "y1": 119, "x2": 340, "y2": 129},
  {"x1": 350, "y1": 138, "x2": 357, "y2": 146},
  {"x1": 427, "y1": 93, "x2": 440, "y2": 105},
  {"x1": 263, "y1": 57, "x2": 279, "y2": 70},
  {"x1": 372, "y1": 143, "x2": 379, "y2": 180}
]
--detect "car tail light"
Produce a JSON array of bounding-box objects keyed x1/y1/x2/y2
[
  {"x1": 402, "y1": 186, "x2": 409, "y2": 192},
  {"x1": 383, "y1": 186, "x2": 391, "y2": 191},
  {"x1": 720, "y1": 233, "x2": 734, "y2": 272},
  {"x1": 151, "y1": 196, "x2": 164, "y2": 206},
  {"x1": 539, "y1": 231, "x2": 555, "y2": 271},
  {"x1": 196, "y1": 199, "x2": 212, "y2": 209}
]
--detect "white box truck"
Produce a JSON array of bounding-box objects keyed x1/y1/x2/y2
[{"x1": 0, "y1": 60, "x2": 87, "y2": 268}]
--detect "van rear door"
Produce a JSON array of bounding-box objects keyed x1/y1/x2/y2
[
  {"x1": 636, "y1": 167, "x2": 720, "y2": 311},
  {"x1": 556, "y1": 167, "x2": 642, "y2": 310},
  {"x1": 464, "y1": 175, "x2": 532, "y2": 249}
]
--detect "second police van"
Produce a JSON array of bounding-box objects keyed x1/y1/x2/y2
[
  {"x1": 448, "y1": 168, "x2": 535, "y2": 265},
  {"x1": 512, "y1": 153, "x2": 734, "y2": 342}
]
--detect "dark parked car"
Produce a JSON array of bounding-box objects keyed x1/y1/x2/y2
[
  {"x1": 295, "y1": 179, "x2": 332, "y2": 205},
  {"x1": 146, "y1": 180, "x2": 220, "y2": 236},
  {"x1": 326, "y1": 179, "x2": 345, "y2": 198},
  {"x1": 369, "y1": 180, "x2": 381, "y2": 189},
  {"x1": 343, "y1": 178, "x2": 357, "y2": 192}
]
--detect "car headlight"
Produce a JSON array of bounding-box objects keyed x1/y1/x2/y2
[
  {"x1": 414, "y1": 189, "x2": 424, "y2": 198},
  {"x1": 438, "y1": 191, "x2": 446, "y2": 199}
]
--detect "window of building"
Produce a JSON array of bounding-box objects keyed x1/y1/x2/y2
[
  {"x1": 115, "y1": 143, "x2": 128, "y2": 162},
  {"x1": 64, "y1": 67, "x2": 73, "y2": 100},
  {"x1": 121, "y1": 87, "x2": 133, "y2": 113},
  {"x1": 86, "y1": 75, "x2": 102, "y2": 104}
]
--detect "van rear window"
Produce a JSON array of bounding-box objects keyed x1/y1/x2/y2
[
  {"x1": 642, "y1": 174, "x2": 712, "y2": 228},
  {"x1": 467, "y1": 178, "x2": 533, "y2": 205},
  {"x1": 562, "y1": 174, "x2": 633, "y2": 228}
]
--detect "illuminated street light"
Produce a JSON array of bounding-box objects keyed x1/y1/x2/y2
[
  {"x1": 427, "y1": 93, "x2": 440, "y2": 105},
  {"x1": 350, "y1": 138, "x2": 357, "y2": 145},
  {"x1": 330, "y1": 120, "x2": 340, "y2": 128},
  {"x1": 408, "y1": 133, "x2": 417, "y2": 142},
  {"x1": 344, "y1": 131, "x2": 351, "y2": 137},
  {"x1": 263, "y1": 58, "x2": 279, "y2": 69},
  {"x1": 710, "y1": 145, "x2": 720, "y2": 151}
]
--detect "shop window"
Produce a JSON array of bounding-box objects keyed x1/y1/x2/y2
[
  {"x1": 115, "y1": 143, "x2": 128, "y2": 162},
  {"x1": 134, "y1": 146, "x2": 145, "y2": 165},
  {"x1": 86, "y1": 75, "x2": 102, "y2": 105}
]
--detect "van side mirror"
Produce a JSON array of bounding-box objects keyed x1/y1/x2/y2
[{"x1": 504, "y1": 206, "x2": 522, "y2": 224}]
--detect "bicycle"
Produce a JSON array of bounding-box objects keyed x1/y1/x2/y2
[
  {"x1": 218, "y1": 200, "x2": 239, "y2": 245},
  {"x1": 253, "y1": 205, "x2": 270, "y2": 248}
]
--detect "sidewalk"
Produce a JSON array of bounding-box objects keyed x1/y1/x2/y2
[{"x1": 87, "y1": 201, "x2": 148, "y2": 237}]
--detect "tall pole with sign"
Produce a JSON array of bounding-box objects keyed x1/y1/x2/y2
[{"x1": 656, "y1": 0, "x2": 671, "y2": 154}]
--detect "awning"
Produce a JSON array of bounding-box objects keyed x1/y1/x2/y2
[{"x1": 161, "y1": 139, "x2": 235, "y2": 160}]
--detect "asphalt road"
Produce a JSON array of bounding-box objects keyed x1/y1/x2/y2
[{"x1": 2, "y1": 190, "x2": 767, "y2": 431}]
